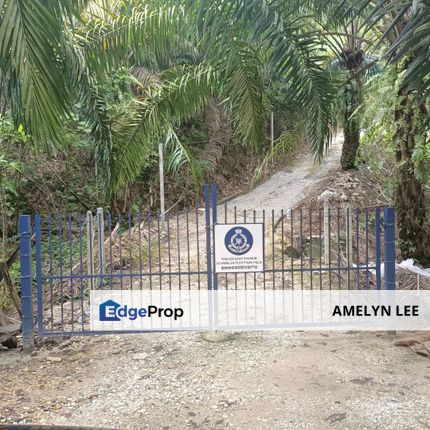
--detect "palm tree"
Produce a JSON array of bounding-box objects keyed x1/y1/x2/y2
[
  {"x1": 326, "y1": 21, "x2": 379, "y2": 170},
  {"x1": 77, "y1": 0, "x2": 338, "y2": 194},
  {"x1": 347, "y1": 0, "x2": 430, "y2": 264},
  {"x1": 379, "y1": 0, "x2": 430, "y2": 265},
  {"x1": 1, "y1": 0, "x2": 338, "y2": 201},
  {"x1": 0, "y1": 0, "x2": 111, "y2": 151}
]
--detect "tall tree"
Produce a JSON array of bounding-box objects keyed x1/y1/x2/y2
[
  {"x1": 356, "y1": 0, "x2": 430, "y2": 264},
  {"x1": 383, "y1": 0, "x2": 430, "y2": 264},
  {"x1": 80, "y1": 0, "x2": 337, "y2": 193}
]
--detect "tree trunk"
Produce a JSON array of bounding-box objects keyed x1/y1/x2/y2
[
  {"x1": 341, "y1": 108, "x2": 360, "y2": 170},
  {"x1": 341, "y1": 76, "x2": 362, "y2": 170},
  {"x1": 0, "y1": 262, "x2": 22, "y2": 319},
  {"x1": 394, "y1": 87, "x2": 430, "y2": 265}
]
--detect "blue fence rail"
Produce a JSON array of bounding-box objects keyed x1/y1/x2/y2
[{"x1": 19, "y1": 184, "x2": 396, "y2": 348}]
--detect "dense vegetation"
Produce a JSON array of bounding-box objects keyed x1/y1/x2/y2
[{"x1": 0, "y1": 0, "x2": 429, "y2": 284}]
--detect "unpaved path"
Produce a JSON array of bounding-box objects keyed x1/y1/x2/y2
[
  {"x1": 225, "y1": 135, "x2": 342, "y2": 214},
  {"x1": 1, "y1": 138, "x2": 430, "y2": 430}
]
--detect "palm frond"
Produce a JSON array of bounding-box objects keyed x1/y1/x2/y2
[
  {"x1": 0, "y1": 0, "x2": 73, "y2": 148},
  {"x1": 221, "y1": 41, "x2": 265, "y2": 151},
  {"x1": 164, "y1": 126, "x2": 204, "y2": 185},
  {"x1": 386, "y1": 1, "x2": 430, "y2": 94},
  {"x1": 63, "y1": 38, "x2": 114, "y2": 189},
  {"x1": 195, "y1": 0, "x2": 337, "y2": 158},
  {"x1": 106, "y1": 64, "x2": 214, "y2": 193},
  {"x1": 78, "y1": 5, "x2": 192, "y2": 73},
  {"x1": 269, "y1": 30, "x2": 337, "y2": 158}
]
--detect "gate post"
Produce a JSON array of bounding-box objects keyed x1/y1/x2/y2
[
  {"x1": 19, "y1": 215, "x2": 34, "y2": 354},
  {"x1": 211, "y1": 184, "x2": 218, "y2": 291},
  {"x1": 204, "y1": 184, "x2": 213, "y2": 291},
  {"x1": 383, "y1": 208, "x2": 396, "y2": 290}
]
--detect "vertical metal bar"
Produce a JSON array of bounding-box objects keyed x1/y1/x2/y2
[
  {"x1": 234, "y1": 207, "x2": 238, "y2": 289},
  {"x1": 328, "y1": 208, "x2": 332, "y2": 290},
  {"x1": 337, "y1": 208, "x2": 341, "y2": 290},
  {"x1": 309, "y1": 209, "x2": 313, "y2": 290},
  {"x1": 281, "y1": 210, "x2": 285, "y2": 290},
  {"x1": 324, "y1": 202, "x2": 330, "y2": 265},
  {"x1": 118, "y1": 214, "x2": 123, "y2": 290},
  {"x1": 300, "y1": 209, "x2": 304, "y2": 290},
  {"x1": 375, "y1": 208, "x2": 381, "y2": 290},
  {"x1": 159, "y1": 142, "x2": 166, "y2": 230},
  {"x1": 167, "y1": 216, "x2": 172, "y2": 289},
  {"x1": 290, "y1": 209, "x2": 294, "y2": 291},
  {"x1": 186, "y1": 208, "x2": 191, "y2": 290},
  {"x1": 254, "y1": 209, "x2": 257, "y2": 290},
  {"x1": 204, "y1": 185, "x2": 213, "y2": 291},
  {"x1": 225, "y1": 202, "x2": 228, "y2": 289},
  {"x1": 355, "y1": 209, "x2": 360, "y2": 289},
  {"x1": 204, "y1": 185, "x2": 214, "y2": 330},
  {"x1": 67, "y1": 214, "x2": 74, "y2": 331},
  {"x1": 57, "y1": 216, "x2": 64, "y2": 330},
  {"x1": 244, "y1": 210, "x2": 247, "y2": 290},
  {"x1": 128, "y1": 212, "x2": 133, "y2": 290},
  {"x1": 272, "y1": 210, "x2": 275, "y2": 290},
  {"x1": 196, "y1": 203, "x2": 201, "y2": 290},
  {"x1": 176, "y1": 210, "x2": 182, "y2": 289},
  {"x1": 365, "y1": 209, "x2": 369, "y2": 289},
  {"x1": 78, "y1": 213, "x2": 85, "y2": 330},
  {"x1": 19, "y1": 215, "x2": 34, "y2": 354},
  {"x1": 34, "y1": 215, "x2": 43, "y2": 334},
  {"x1": 107, "y1": 212, "x2": 113, "y2": 289},
  {"x1": 97, "y1": 207, "x2": 104, "y2": 286},
  {"x1": 48, "y1": 215, "x2": 54, "y2": 330},
  {"x1": 212, "y1": 184, "x2": 218, "y2": 291},
  {"x1": 319, "y1": 208, "x2": 322, "y2": 290},
  {"x1": 137, "y1": 213, "x2": 143, "y2": 289},
  {"x1": 346, "y1": 207, "x2": 351, "y2": 290},
  {"x1": 86, "y1": 211, "x2": 94, "y2": 289},
  {"x1": 383, "y1": 208, "x2": 396, "y2": 290},
  {"x1": 147, "y1": 212, "x2": 153, "y2": 290},
  {"x1": 262, "y1": 209, "x2": 266, "y2": 289},
  {"x1": 157, "y1": 212, "x2": 162, "y2": 289}
]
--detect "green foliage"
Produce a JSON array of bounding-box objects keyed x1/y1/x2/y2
[
  {"x1": 359, "y1": 70, "x2": 398, "y2": 202},
  {"x1": 360, "y1": 64, "x2": 430, "y2": 202},
  {"x1": 0, "y1": 0, "x2": 85, "y2": 149},
  {"x1": 0, "y1": 116, "x2": 27, "y2": 257},
  {"x1": 412, "y1": 133, "x2": 430, "y2": 184},
  {"x1": 105, "y1": 63, "x2": 213, "y2": 193},
  {"x1": 164, "y1": 126, "x2": 206, "y2": 186},
  {"x1": 253, "y1": 123, "x2": 305, "y2": 183}
]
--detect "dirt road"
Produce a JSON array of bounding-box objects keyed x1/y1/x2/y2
[
  {"x1": 1, "y1": 331, "x2": 429, "y2": 429},
  {"x1": 225, "y1": 135, "x2": 342, "y2": 214},
  {"x1": 1, "y1": 138, "x2": 429, "y2": 430}
]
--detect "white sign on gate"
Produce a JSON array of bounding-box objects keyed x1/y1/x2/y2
[{"x1": 214, "y1": 224, "x2": 264, "y2": 273}]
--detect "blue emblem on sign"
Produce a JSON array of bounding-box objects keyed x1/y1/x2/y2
[{"x1": 225, "y1": 227, "x2": 253, "y2": 255}]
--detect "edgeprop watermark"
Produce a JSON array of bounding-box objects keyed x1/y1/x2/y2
[{"x1": 90, "y1": 290, "x2": 430, "y2": 331}]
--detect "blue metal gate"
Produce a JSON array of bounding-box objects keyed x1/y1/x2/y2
[{"x1": 19, "y1": 184, "x2": 396, "y2": 350}]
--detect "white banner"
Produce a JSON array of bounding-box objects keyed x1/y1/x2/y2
[
  {"x1": 214, "y1": 224, "x2": 264, "y2": 273},
  {"x1": 90, "y1": 290, "x2": 430, "y2": 331}
]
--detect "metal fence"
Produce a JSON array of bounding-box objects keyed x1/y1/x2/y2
[{"x1": 19, "y1": 184, "x2": 396, "y2": 348}]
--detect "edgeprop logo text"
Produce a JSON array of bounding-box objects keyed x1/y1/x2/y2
[{"x1": 99, "y1": 300, "x2": 184, "y2": 322}]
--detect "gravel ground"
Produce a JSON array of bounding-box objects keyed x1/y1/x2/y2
[{"x1": 1, "y1": 331, "x2": 430, "y2": 429}]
